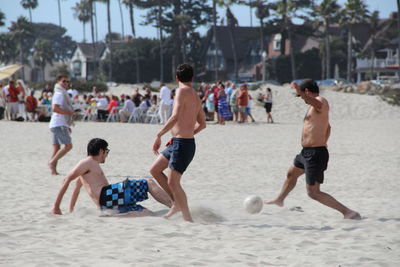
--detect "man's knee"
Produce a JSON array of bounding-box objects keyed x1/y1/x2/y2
[
  {"x1": 65, "y1": 144, "x2": 73, "y2": 151},
  {"x1": 149, "y1": 165, "x2": 163, "y2": 177},
  {"x1": 307, "y1": 187, "x2": 320, "y2": 200},
  {"x1": 286, "y1": 170, "x2": 298, "y2": 181},
  {"x1": 167, "y1": 175, "x2": 181, "y2": 191},
  {"x1": 146, "y1": 177, "x2": 156, "y2": 188}
]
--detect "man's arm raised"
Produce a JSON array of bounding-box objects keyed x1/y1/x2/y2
[
  {"x1": 153, "y1": 89, "x2": 185, "y2": 154},
  {"x1": 291, "y1": 82, "x2": 323, "y2": 111},
  {"x1": 51, "y1": 161, "x2": 88, "y2": 215}
]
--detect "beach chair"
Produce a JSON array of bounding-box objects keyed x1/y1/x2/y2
[
  {"x1": 81, "y1": 106, "x2": 97, "y2": 122},
  {"x1": 106, "y1": 106, "x2": 120, "y2": 122},
  {"x1": 128, "y1": 107, "x2": 146, "y2": 123},
  {"x1": 145, "y1": 106, "x2": 160, "y2": 124}
]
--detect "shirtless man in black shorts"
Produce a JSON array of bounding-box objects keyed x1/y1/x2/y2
[{"x1": 265, "y1": 79, "x2": 360, "y2": 220}]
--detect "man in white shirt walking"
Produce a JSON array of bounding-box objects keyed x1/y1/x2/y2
[
  {"x1": 48, "y1": 75, "x2": 76, "y2": 175},
  {"x1": 159, "y1": 84, "x2": 172, "y2": 124}
]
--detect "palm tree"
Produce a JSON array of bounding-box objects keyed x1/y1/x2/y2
[
  {"x1": 106, "y1": 0, "x2": 112, "y2": 81},
  {"x1": 368, "y1": 10, "x2": 380, "y2": 79},
  {"x1": 0, "y1": 34, "x2": 17, "y2": 64},
  {"x1": 122, "y1": 0, "x2": 141, "y2": 83},
  {"x1": 33, "y1": 39, "x2": 54, "y2": 81},
  {"x1": 238, "y1": 0, "x2": 270, "y2": 80},
  {"x1": 212, "y1": 0, "x2": 219, "y2": 81},
  {"x1": 397, "y1": 0, "x2": 400, "y2": 79},
  {"x1": 313, "y1": 0, "x2": 340, "y2": 79},
  {"x1": 9, "y1": 16, "x2": 34, "y2": 80},
  {"x1": 226, "y1": 7, "x2": 239, "y2": 80},
  {"x1": 0, "y1": 11, "x2": 5, "y2": 27},
  {"x1": 135, "y1": 0, "x2": 169, "y2": 82},
  {"x1": 56, "y1": 0, "x2": 65, "y2": 27},
  {"x1": 88, "y1": 0, "x2": 97, "y2": 80},
  {"x1": 20, "y1": 0, "x2": 38, "y2": 23},
  {"x1": 117, "y1": 0, "x2": 125, "y2": 38},
  {"x1": 340, "y1": 0, "x2": 369, "y2": 82},
  {"x1": 72, "y1": 0, "x2": 91, "y2": 42},
  {"x1": 216, "y1": 0, "x2": 240, "y2": 80},
  {"x1": 271, "y1": 0, "x2": 312, "y2": 80},
  {"x1": 255, "y1": 1, "x2": 270, "y2": 81},
  {"x1": 175, "y1": 14, "x2": 191, "y2": 63},
  {"x1": 98, "y1": 0, "x2": 113, "y2": 81}
]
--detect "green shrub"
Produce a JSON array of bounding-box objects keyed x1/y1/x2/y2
[{"x1": 27, "y1": 80, "x2": 108, "y2": 93}]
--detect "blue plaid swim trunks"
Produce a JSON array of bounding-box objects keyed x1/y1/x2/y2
[{"x1": 99, "y1": 179, "x2": 149, "y2": 214}]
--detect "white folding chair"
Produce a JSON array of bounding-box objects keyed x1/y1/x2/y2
[
  {"x1": 128, "y1": 107, "x2": 139, "y2": 123},
  {"x1": 81, "y1": 106, "x2": 97, "y2": 122},
  {"x1": 145, "y1": 106, "x2": 160, "y2": 124},
  {"x1": 106, "y1": 106, "x2": 119, "y2": 122}
]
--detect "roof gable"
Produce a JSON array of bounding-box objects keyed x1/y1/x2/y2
[{"x1": 74, "y1": 43, "x2": 107, "y2": 60}]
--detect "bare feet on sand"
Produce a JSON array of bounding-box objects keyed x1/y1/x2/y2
[
  {"x1": 48, "y1": 161, "x2": 59, "y2": 175},
  {"x1": 344, "y1": 210, "x2": 361, "y2": 220},
  {"x1": 264, "y1": 199, "x2": 284, "y2": 207},
  {"x1": 163, "y1": 204, "x2": 180, "y2": 219}
]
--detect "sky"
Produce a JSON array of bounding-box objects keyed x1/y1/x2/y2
[{"x1": 0, "y1": 0, "x2": 397, "y2": 43}]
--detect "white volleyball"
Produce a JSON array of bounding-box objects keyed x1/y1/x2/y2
[{"x1": 243, "y1": 195, "x2": 263, "y2": 214}]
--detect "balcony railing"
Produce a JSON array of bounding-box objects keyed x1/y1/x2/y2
[{"x1": 357, "y1": 57, "x2": 399, "y2": 69}]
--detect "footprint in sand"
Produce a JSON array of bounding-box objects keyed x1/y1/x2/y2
[{"x1": 289, "y1": 206, "x2": 304, "y2": 212}]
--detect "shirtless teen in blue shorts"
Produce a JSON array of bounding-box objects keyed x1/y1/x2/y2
[{"x1": 150, "y1": 64, "x2": 206, "y2": 222}]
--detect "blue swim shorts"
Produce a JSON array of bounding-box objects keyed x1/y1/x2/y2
[
  {"x1": 99, "y1": 179, "x2": 149, "y2": 214},
  {"x1": 161, "y1": 137, "x2": 196, "y2": 174}
]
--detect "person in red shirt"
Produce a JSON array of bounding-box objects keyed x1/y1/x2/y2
[
  {"x1": 237, "y1": 83, "x2": 249, "y2": 123},
  {"x1": 25, "y1": 90, "x2": 38, "y2": 121},
  {"x1": 7, "y1": 80, "x2": 20, "y2": 120},
  {"x1": 106, "y1": 95, "x2": 119, "y2": 115}
]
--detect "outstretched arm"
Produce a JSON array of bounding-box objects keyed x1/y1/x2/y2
[
  {"x1": 68, "y1": 178, "x2": 83, "y2": 213},
  {"x1": 51, "y1": 161, "x2": 88, "y2": 215}
]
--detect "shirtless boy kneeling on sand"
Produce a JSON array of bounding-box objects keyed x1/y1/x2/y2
[
  {"x1": 51, "y1": 138, "x2": 172, "y2": 216},
  {"x1": 265, "y1": 79, "x2": 360, "y2": 220}
]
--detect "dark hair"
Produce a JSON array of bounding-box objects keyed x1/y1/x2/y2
[
  {"x1": 57, "y1": 74, "x2": 69, "y2": 81},
  {"x1": 299, "y1": 79, "x2": 319, "y2": 94},
  {"x1": 267, "y1": 88, "x2": 271, "y2": 92},
  {"x1": 176, "y1": 63, "x2": 193, "y2": 83},
  {"x1": 87, "y1": 138, "x2": 108, "y2": 156}
]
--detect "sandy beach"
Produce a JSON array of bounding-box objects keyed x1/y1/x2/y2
[{"x1": 1, "y1": 84, "x2": 399, "y2": 266}]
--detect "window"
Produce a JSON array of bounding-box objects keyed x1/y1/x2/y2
[
  {"x1": 73, "y1": 60, "x2": 82, "y2": 77},
  {"x1": 273, "y1": 34, "x2": 282, "y2": 51}
]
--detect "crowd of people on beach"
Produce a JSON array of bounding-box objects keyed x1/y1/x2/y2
[{"x1": 1, "y1": 79, "x2": 275, "y2": 124}]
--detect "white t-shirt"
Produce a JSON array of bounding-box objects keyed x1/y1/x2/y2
[
  {"x1": 160, "y1": 86, "x2": 172, "y2": 105},
  {"x1": 123, "y1": 99, "x2": 135, "y2": 113},
  {"x1": 2, "y1": 85, "x2": 9, "y2": 97},
  {"x1": 49, "y1": 92, "x2": 70, "y2": 128},
  {"x1": 96, "y1": 97, "x2": 108, "y2": 110},
  {"x1": 264, "y1": 91, "x2": 273, "y2": 103}
]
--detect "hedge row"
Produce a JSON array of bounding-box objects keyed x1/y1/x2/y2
[{"x1": 28, "y1": 80, "x2": 108, "y2": 93}]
